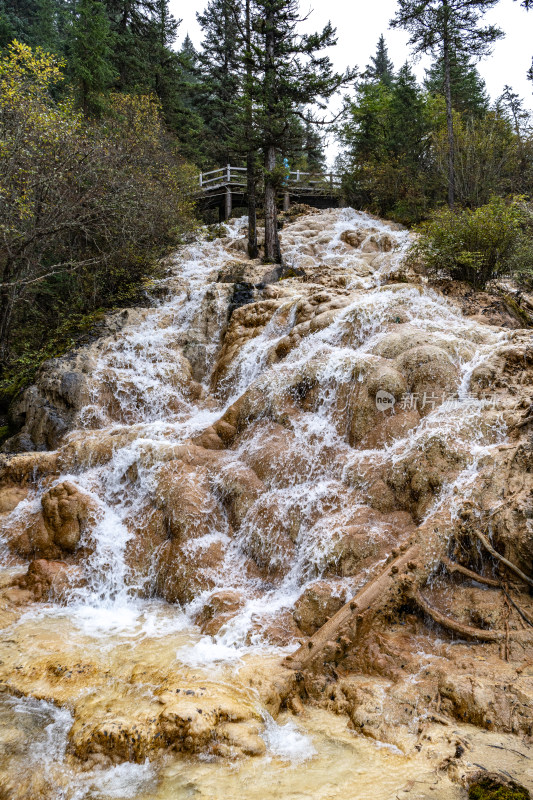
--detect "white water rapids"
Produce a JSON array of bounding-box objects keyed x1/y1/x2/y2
[{"x1": 0, "y1": 208, "x2": 515, "y2": 798}]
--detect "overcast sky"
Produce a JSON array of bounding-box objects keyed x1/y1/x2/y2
[{"x1": 169, "y1": 0, "x2": 533, "y2": 162}]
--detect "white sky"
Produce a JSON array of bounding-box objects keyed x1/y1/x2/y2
[{"x1": 169, "y1": 0, "x2": 533, "y2": 163}]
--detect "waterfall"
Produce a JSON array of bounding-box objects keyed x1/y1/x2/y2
[{"x1": 1, "y1": 207, "x2": 530, "y2": 800}]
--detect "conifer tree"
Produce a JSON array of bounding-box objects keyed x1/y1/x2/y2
[
  {"x1": 391, "y1": 0, "x2": 503, "y2": 207},
  {"x1": 104, "y1": 0, "x2": 158, "y2": 91},
  {"x1": 149, "y1": 0, "x2": 183, "y2": 128},
  {"x1": 30, "y1": 0, "x2": 57, "y2": 51},
  {"x1": 340, "y1": 64, "x2": 432, "y2": 221},
  {"x1": 252, "y1": 0, "x2": 353, "y2": 262},
  {"x1": 364, "y1": 34, "x2": 395, "y2": 85},
  {"x1": 0, "y1": 1, "x2": 16, "y2": 46},
  {"x1": 243, "y1": 0, "x2": 258, "y2": 257},
  {"x1": 70, "y1": 0, "x2": 114, "y2": 115},
  {"x1": 424, "y1": 51, "x2": 489, "y2": 117},
  {"x1": 389, "y1": 63, "x2": 430, "y2": 159},
  {"x1": 513, "y1": 0, "x2": 532, "y2": 82},
  {"x1": 168, "y1": 35, "x2": 208, "y2": 164},
  {"x1": 197, "y1": 0, "x2": 243, "y2": 165}
]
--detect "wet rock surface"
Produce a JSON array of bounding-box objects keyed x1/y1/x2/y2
[{"x1": 1, "y1": 209, "x2": 533, "y2": 797}]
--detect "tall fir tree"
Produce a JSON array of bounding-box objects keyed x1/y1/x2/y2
[
  {"x1": 0, "y1": 1, "x2": 16, "y2": 46},
  {"x1": 391, "y1": 0, "x2": 503, "y2": 207},
  {"x1": 364, "y1": 34, "x2": 395, "y2": 86},
  {"x1": 148, "y1": 0, "x2": 183, "y2": 129},
  {"x1": 424, "y1": 51, "x2": 489, "y2": 117},
  {"x1": 339, "y1": 64, "x2": 432, "y2": 221},
  {"x1": 196, "y1": 0, "x2": 243, "y2": 165},
  {"x1": 243, "y1": 0, "x2": 258, "y2": 257},
  {"x1": 69, "y1": 0, "x2": 114, "y2": 115},
  {"x1": 252, "y1": 0, "x2": 353, "y2": 262},
  {"x1": 389, "y1": 63, "x2": 430, "y2": 159},
  {"x1": 104, "y1": 0, "x2": 158, "y2": 91},
  {"x1": 170, "y1": 35, "x2": 208, "y2": 164}
]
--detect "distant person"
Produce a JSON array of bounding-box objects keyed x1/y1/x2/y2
[{"x1": 282, "y1": 157, "x2": 290, "y2": 186}]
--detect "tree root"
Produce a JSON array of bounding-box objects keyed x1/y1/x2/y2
[
  {"x1": 413, "y1": 590, "x2": 506, "y2": 641},
  {"x1": 441, "y1": 556, "x2": 500, "y2": 587},
  {"x1": 502, "y1": 589, "x2": 533, "y2": 628},
  {"x1": 472, "y1": 530, "x2": 533, "y2": 589}
]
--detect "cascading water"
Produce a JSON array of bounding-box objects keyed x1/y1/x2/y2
[{"x1": 0, "y1": 207, "x2": 530, "y2": 799}]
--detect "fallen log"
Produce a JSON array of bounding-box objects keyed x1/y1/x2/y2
[{"x1": 284, "y1": 545, "x2": 420, "y2": 671}]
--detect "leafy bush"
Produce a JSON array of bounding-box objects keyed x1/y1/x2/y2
[{"x1": 412, "y1": 196, "x2": 530, "y2": 288}]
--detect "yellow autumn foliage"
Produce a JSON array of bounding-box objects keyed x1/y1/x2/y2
[{"x1": 0, "y1": 42, "x2": 197, "y2": 374}]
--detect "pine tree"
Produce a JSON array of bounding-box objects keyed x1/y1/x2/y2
[
  {"x1": 167, "y1": 35, "x2": 208, "y2": 164},
  {"x1": 243, "y1": 0, "x2": 258, "y2": 257},
  {"x1": 389, "y1": 63, "x2": 430, "y2": 159},
  {"x1": 364, "y1": 34, "x2": 395, "y2": 86},
  {"x1": 1, "y1": 0, "x2": 38, "y2": 44},
  {"x1": 104, "y1": 0, "x2": 157, "y2": 91},
  {"x1": 252, "y1": 0, "x2": 353, "y2": 262},
  {"x1": 31, "y1": 0, "x2": 59, "y2": 52},
  {"x1": 197, "y1": 0, "x2": 243, "y2": 166},
  {"x1": 69, "y1": 0, "x2": 114, "y2": 115},
  {"x1": 497, "y1": 85, "x2": 529, "y2": 136},
  {"x1": 425, "y1": 52, "x2": 489, "y2": 117},
  {"x1": 0, "y1": 1, "x2": 16, "y2": 46},
  {"x1": 1, "y1": 0, "x2": 72, "y2": 54},
  {"x1": 339, "y1": 64, "x2": 432, "y2": 221},
  {"x1": 391, "y1": 0, "x2": 503, "y2": 208},
  {"x1": 301, "y1": 122, "x2": 326, "y2": 171},
  {"x1": 149, "y1": 0, "x2": 183, "y2": 127}
]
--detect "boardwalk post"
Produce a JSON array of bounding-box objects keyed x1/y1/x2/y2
[
  {"x1": 224, "y1": 165, "x2": 232, "y2": 220},
  {"x1": 283, "y1": 191, "x2": 290, "y2": 211},
  {"x1": 225, "y1": 186, "x2": 232, "y2": 221}
]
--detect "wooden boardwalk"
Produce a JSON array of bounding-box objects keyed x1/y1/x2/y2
[{"x1": 196, "y1": 164, "x2": 342, "y2": 220}]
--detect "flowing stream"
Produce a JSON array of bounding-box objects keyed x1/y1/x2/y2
[{"x1": 0, "y1": 208, "x2": 517, "y2": 799}]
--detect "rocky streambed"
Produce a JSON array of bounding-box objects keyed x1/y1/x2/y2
[{"x1": 0, "y1": 208, "x2": 532, "y2": 799}]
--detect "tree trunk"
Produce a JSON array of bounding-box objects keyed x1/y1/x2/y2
[
  {"x1": 0, "y1": 287, "x2": 14, "y2": 366},
  {"x1": 264, "y1": 144, "x2": 281, "y2": 263},
  {"x1": 245, "y1": 0, "x2": 258, "y2": 259},
  {"x1": 263, "y1": 5, "x2": 281, "y2": 264},
  {"x1": 443, "y1": 1, "x2": 455, "y2": 208},
  {"x1": 247, "y1": 150, "x2": 258, "y2": 259}
]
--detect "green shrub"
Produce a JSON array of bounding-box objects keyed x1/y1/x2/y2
[{"x1": 412, "y1": 196, "x2": 530, "y2": 288}]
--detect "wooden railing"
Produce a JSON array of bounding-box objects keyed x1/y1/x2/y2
[{"x1": 197, "y1": 164, "x2": 341, "y2": 193}]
